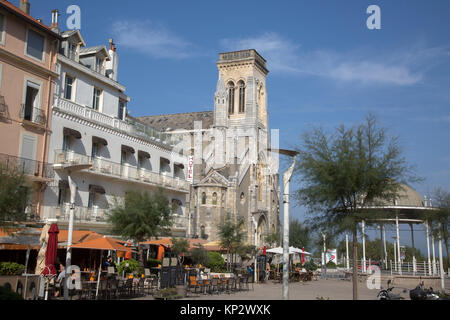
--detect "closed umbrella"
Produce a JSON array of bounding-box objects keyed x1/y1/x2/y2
[
  {"x1": 302, "y1": 247, "x2": 306, "y2": 266},
  {"x1": 42, "y1": 223, "x2": 59, "y2": 276}
]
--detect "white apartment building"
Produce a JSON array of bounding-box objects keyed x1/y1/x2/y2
[{"x1": 42, "y1": 29, "x2": 189, "y2": 235}]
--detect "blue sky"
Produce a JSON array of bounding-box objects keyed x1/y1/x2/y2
[{"x1": 28, "y1": 0, "x2": 450, "y2": 255}]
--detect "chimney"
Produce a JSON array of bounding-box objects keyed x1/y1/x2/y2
[
  {"x1": 50, "y1": 9, "x2": 59, "y2": 33},
  {"x1": 105, "y1": 38, "x2": 119, "y2": 81},
  {"x1": 19, "y1": 0, "x2": 30, "y2": 15},
  {"x1": 108, "y1": 38, "x2": 116, "y2": 52}
]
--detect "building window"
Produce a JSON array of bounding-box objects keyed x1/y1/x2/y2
[
  {"x1": 22, "y1": 81, "x2": 42, "y2": 124},
  {"x1": 92, "y1": 142, "x2": 99, "y2": 158},
  {"x1": 68, "y1": 42, "x2": 77, "y2": 60},
  {"x1": 201, "y1": 192, "x2": 206, "y2": 205},
  {"x1": 88, "y1": 192, "x2": 95, "y2": 209},
  {"x1": 92, "y1": 87, "x2": 102, "y2": 110},
  {"x1": 64, "y1": 75, "x2": 74, "y2": 100},
  {"x1": 62, "y1": 134, "x2": 71, "y2": 151},
  {"x1": 121, "y1": 150, "x2": 128, "y2": 166},
  {"x1": 26, "y1": 29, "x2": 45, "y2": 61},
  {"x1": 58, "y1": 188, "x2": 67, "y2": 206},
  {"x1": 118, "y1": 100, "x2": 126, "y2": 120},
  {"x1": 0, "y1": 13, "x2": 5, "y2": 45},
  {"x1": 228, "y1": 82, "x2": 235, "y2": 114},
  {"x1": 138, "y1": 155, "x2": 145, "y2": 170},
  {"x1": 238, "y1": 81, "x2": 245, "y2": 113},
  {"x1": 212, "y1": 192, "x2": 217, "y2": 205},
  {"x1": 95, "y1": 57, "x2": 103, "y2": 74}
]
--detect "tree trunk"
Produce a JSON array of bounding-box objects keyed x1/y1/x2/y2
[
  {"x1": 352, "y1": 225, "x2": 359, "y2": 300},
  {"x1": 138, "y1": 243, "x2": 145, "y2": 268}
]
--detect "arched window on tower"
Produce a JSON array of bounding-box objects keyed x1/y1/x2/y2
[
  {"x1": 238, "y1": 80, "x2": 245, "y2": 113},
  {"x1": 201, "y1": 192, "x2": 207, "y2": 205},
  {"x1": 212, "y1": 192, "x2": 217, "y2": 205},
  {"x1": 228, "y1": 81, "x2": 235, "y2": 114}
]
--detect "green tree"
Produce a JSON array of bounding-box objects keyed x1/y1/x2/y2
[
  {"x1": 217, "y1": 216, "x2": 245, "y2": 271},
  {"x1": 171, "y1": 237, "x2": 190, "y2": 265},
  {"x1": 293, "y1": 114, "x2": 418, "y2": 300},
  {"x1": 289, "y1": 219, "x2": 312, "y2": 250},
  {"x1": 0, "y1": 163, "x2": 30, "y2": 232},
  {"x1": 206, "y1": 251, "x2": 226, "y2": 272},
  {"x1": 190, "y1": 244, "x2": 207, "y2": 266},
  {"x1": 265, "y1": 230, "x2": 280, "y2": 248},
  {"x1": 107, "y1": 188, "x2": 174, "y2": 267}
]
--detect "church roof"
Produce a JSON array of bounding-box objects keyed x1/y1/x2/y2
[{"x1": 138, "y1": 111, "x2": 214, "y2": 132}]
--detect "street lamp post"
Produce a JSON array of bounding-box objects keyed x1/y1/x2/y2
[
  {"x1": 56, "y1": 162, "x2": 91, "y2": 301},
  {"x1": 267, "y1": 148, "x2": 298, "y2": 301}
]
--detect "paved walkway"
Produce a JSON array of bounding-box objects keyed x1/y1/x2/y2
[{"x1": 133, "y1": 278, "x2": 394, "y2": 300}]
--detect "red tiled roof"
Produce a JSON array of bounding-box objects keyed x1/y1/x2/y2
[{"x1": 0, "y1": 0, "x2": 62, "y2": 39}]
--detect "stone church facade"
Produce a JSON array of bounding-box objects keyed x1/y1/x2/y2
[{"x1": 139, "y1": 50, "x2": 281, "y2": 248}]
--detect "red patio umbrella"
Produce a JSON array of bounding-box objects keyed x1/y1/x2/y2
[
  {"x1": 42, "y1": 223, "x2": 59, "y2": 275},
  {"x1": 301, "y1": 247, "x2": 305, "y2": 266}
]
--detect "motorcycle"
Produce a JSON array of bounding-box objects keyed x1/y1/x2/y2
[
  {"x1": 376, "y1": 280, "x2": 406, "y2": 300},
  {"x1": 409, "y1": 282, "x2": 441, "y2": 300}
]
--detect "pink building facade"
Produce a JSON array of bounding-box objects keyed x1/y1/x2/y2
[{"x1": 0, "y1": 0, "x2": 61, "y2": 219}]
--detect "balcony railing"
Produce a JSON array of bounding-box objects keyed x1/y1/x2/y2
[
  {"x1": 47, "y1": 203, "x2": 107, "y2": 224},
  {"x1": 54, "y1": 150, "x2": 190, "y2": 192},
  {"x1": 0, "y1": 153, "x2": 55, "y2": 179},
  {"x1": 55, "y1": 97, "x2": 183, "y2": 147},
  {"x1": 20, "y1": 104, "x2": 46, "y2": 126}
]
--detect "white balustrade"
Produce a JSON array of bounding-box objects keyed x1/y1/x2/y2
[
  {"x1": 55, "y1": 97, "x2": 181, "y2": 147},
  {"x1": 54, "y1": 150, "x2": 189, "y2": 192}
]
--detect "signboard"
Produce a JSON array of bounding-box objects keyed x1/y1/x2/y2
[
  {"x1": 326, "y1": 249, "x2": 337, "y2": 264},
  {"x1": 187, "y1": 155, "x2": 194, "y2": 183}
]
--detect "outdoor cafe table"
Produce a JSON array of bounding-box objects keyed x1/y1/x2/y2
[{"x1": 81, "y1": 280, "x2": 98, "y2": 299}]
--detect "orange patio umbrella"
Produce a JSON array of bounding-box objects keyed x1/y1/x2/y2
[
  {"x1": 71, "y1": 236, "x2": 133, "y2": 299},
  {"x1": 71, "y1": 236, "x2": 133, "y2": 252}
]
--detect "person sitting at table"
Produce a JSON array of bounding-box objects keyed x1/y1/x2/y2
[
  {"x1": 54, "y1": 264, "x2": 66, "y2": 297},
  {"x1": 102, "y1": 256, "x2": 115, "y2": 270}
]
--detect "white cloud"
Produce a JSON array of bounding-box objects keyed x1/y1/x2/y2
[
  {"x1": 220, "y1": 32, "x2": 448, "y2": 86},
  {"x1": 112, "y1": 20, "x2": 192, "y2": 59}
]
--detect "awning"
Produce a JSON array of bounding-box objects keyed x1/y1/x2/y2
[
  {"x1": 63, "y1": 127, "x2": 82, "y2": 139},
  {"x1": 121, "y1": 145, "x2": 135, "y2": 154},
  {"x1": 174, "y1": 162, "x2": 185, "y2": 169},
  {"x1": 89, "y1": 184, "x2": 105, "y2": 194},
  {"x1": 58, "y1": 180, "x2": 69, "y2": 189},
  {"x1": 160, "y1": 157, "x2": 170, "y2": 165},
  {"x1": 138, "y1": 150, "x2": 151, "y2": 159},
  {"x1": 92, "y1": 136, "x2": 108, "y2": 146}
]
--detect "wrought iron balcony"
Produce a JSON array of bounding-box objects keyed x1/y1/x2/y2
[
  {"x1": 0, "y1": 153, "x2": 55, "y2": 180},
  {"x1": 20, "y1": 104, "x2": 46, "y2": 126}
]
